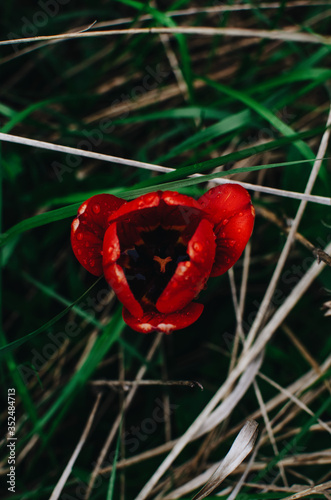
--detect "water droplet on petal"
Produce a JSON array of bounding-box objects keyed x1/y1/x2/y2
[
  {"x1": 78, "y1": 203, "x2": 87, "y2": 215},
  {"x1": 92, "y1": 204, "x2": 101, "y2": 214},
  {"x1": 228, "y1": 240, "x2": 236, "y2": 247},
  {"x1": 77, "y1": 233, "x2": 84, "y2": 240},
  {"x1": 220, "y1": 232, "x2": 226, "y2": 238},
  {"x1": 77, "y1": 249, "x2": 82, "y2": 256},
  {"x1": 222, "y1": 218, "x2": 228, "y2": 225},
  {"x1": 72, "y1": 219, "x2": 79, "y2": 232},
  {"x1": 193, "y1": 242, "x2": 202, "y2": 252},
  {"x1": 238, "y1": 212, "x2": 243, "y2": 217},
  {"x1": 145, "y1": 193, "x2": 157, "y2": 204},
  {"x1": 90, "y1": 260, "x2": 95, "y2": 267},
  {"x1": 107, "y1": 246, "x2": 113, "y2": 254}
]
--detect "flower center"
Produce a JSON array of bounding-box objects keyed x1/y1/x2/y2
[
  {"x1": 153, "y1": 255, "x2": 173, "y2": 273},
  {"x1": 118, "y1": 225, "x2": 189, "y2": 307}
]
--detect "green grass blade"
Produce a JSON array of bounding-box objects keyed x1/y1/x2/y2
[
  {"x1": 120, "y1": 158, "x2": 319, "y2": 198},
  {"x1": 0, "y1": 203, "x2": 80, "y2": 247},
  {"x1": 34, "y1": 305, "x2": 124, "y2": 434},
  {"x1": 157, "y1": 110, "x2": 251, "y2": 163},
  {"x1": 131, "y1": 125, "x2": 326, "y2": 186},
  {"x1": 107, "y1": 416, "x2": 123, "y2": 500},
  {"x1": 199, "y1": 75, "x2": 315, "y2": 160},
  {"x1": 22, "y1": 272, "x2": 150, "y2": 366},
  {"x1": 0, "y1": 277, "x2": 102, "y2": 357}
]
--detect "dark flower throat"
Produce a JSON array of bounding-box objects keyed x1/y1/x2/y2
[{"x1": 118, "y1": 225, "x2": 189, "y2": 306}]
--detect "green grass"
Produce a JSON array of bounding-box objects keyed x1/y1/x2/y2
[{"x1": 1, "y1": 2, "x2": 331, "y2": 499}]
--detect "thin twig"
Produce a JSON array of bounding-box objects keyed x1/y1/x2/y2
[
  {"x1": 258, "y1": 372, "x2": 331, "y2": 435},
  {"x1": 90, "y1": 379, "x2": 204, "y2": 390},
  {"x1": 256, "y1": 205, "x2": 331, "y2": 266},
  {"x1": 281, "y1": 480, "x2": 331, "y2": 499},
  {"x1": 119, "y1": 346, "x2": 126, "y2": 500},
  {"x1": 92, "y1": 1, "x2": 331, "y2": 29},
  {"x1": 49, "y1": 393, "x2": 102, "y2": 500},
  {"x1": 253, "y1": 380, "x2": 288, "y2": 486},
  {"x1": 0, "y1": 26, "x2": 329, "y2": 47},
  {"x1": 226, "y1": 445, "x2": 260, "y2": 500},
  {"x1": 282, "y1": 324, "x2": 331, "y2": 393},
  {"x1": 228, "y1": 268, "x2": 245, "y2": 374}
]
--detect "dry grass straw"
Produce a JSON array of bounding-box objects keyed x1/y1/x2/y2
[
  {"x1": 49, "y1": 393, "x2": 102, "y2": 500},
  {"x1": 0, "y1": 132, "x2": 330, "y2": 206},
  {"x1": 1, "y1": 26, "x2": 330, "y2": 48},
  {"x1": 165, "y1": 420, "x2": 259, "y2": 500}
]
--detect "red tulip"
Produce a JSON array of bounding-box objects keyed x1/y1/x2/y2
[{"x1": 71, "y1": 185, "x2": 255, "y2": 333}]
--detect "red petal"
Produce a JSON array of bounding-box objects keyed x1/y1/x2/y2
[
  {"x1": 107, "y1": 190, "x2": 203, "y2": 230},
  {"x1": 71, "y1": 194, "x2": 125, "y2": 276},
  {"x1": 199, "y1": 184, "x2": 255, "y2": 277},
  {"x1": 161, "y1": 190, "x2": 202, "y2": 213},
  {"x1": 156, "y1": 219, "x2": 215, "y2": 313},
  {"x1": 102, "y1": 222, "x2": 121, "y2": 264},
  {"x1": 107, "y1": 191, "x2": 161, "y2": 226},
  {"x1": 103, "y1": 262, "x2": 143, "y2": 318},
  {"x1": 161, "y1": 191, "x2": 203, "y2": 233},
  {"x1": 123, "y1": 302, "x2": 204, "y2": 334},
  {"x1": 102, "y1": 222, "x2": 143, "y2": 317}
]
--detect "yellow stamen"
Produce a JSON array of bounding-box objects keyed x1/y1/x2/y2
[{"x1": 153, "y1": 255, "x2": 172, "y2": 273}]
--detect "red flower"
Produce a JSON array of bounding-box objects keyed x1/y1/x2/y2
[{"x1": 71, "y1": 185, "x2": 255, "y2": 333}]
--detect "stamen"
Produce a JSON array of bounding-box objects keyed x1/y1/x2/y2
[{"x1": 153, "y1": 255, "x2": 173, "y2": 273}]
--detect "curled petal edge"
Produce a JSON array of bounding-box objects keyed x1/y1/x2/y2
[
  {"x1": 156, "y1": 219, "x2": 215, "y2": 313},
  {"x1": 123, "y1": 302, "x2": 204, "y2": 334},
  {"x1": 71, "y1": 194, "x2": 125, "y2": 276},
  {"x1": 107, "y1": 190, "x2": 203, "y2": 229},
  {"x1": 198, "y1": 184, "x2": 255, "y2": 277}
]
